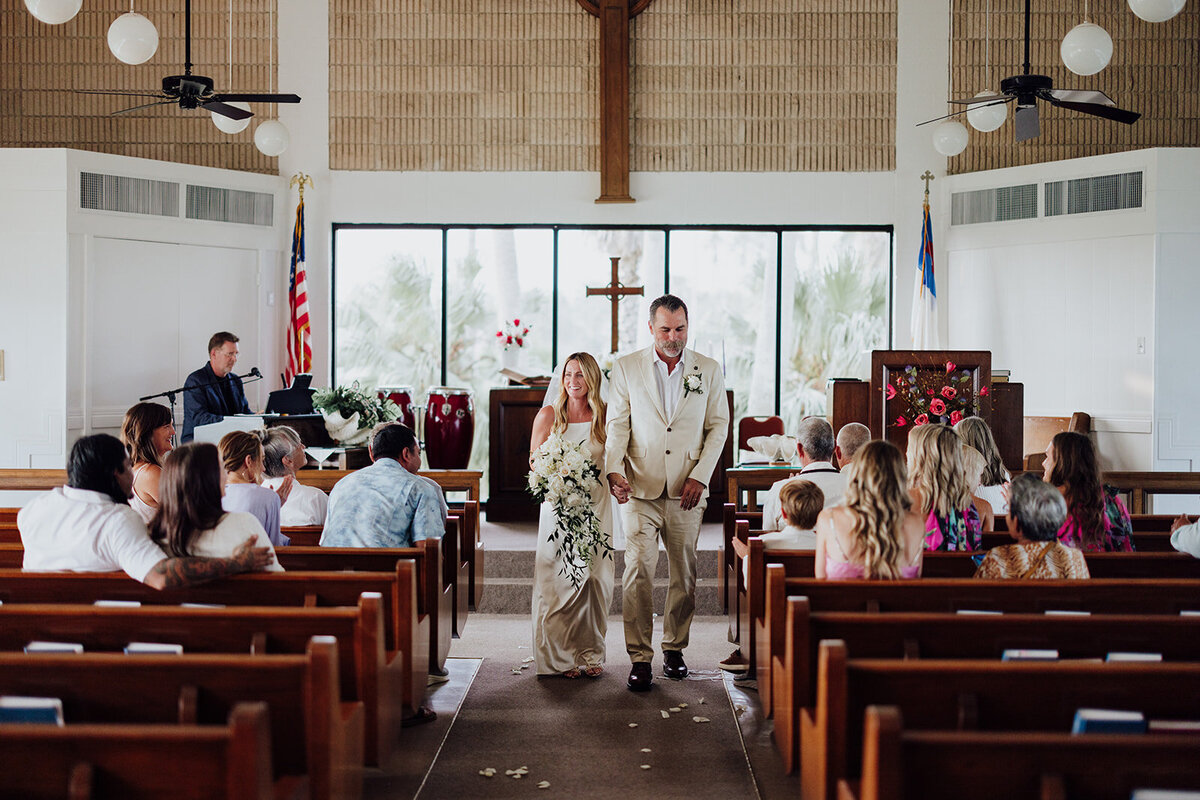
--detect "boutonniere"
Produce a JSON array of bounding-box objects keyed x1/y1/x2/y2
[{"x1": 683, "y1": 373, "x2": 704, "y2": 396}]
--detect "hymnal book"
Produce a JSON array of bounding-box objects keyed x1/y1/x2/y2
[
  {"x1": 24, "y1": 641, "x2": 83, "y2": 654},
  {"x1": 956, "y1": 609, "x2": 1003, "y2": 615},
  {"x1": 1002, "y1": 649, "x2": 1059, "y2": 661},
  {"x1": 1106, "y1": 652, "x2": 1163, "y2": 662},
  {"x1": 0, "y1": 696, "x2": 64, "y2": 725},
  {"x1": 1072, "y1": 708, "x2": 1146, "y2": 734},
  {"x1": 498, "y1": 368, "x2": 552, "y2": 387},
  {"x1": 991, "y1": 369, "x2": 1011, "y2": 383},
  {"x1": 1045, "y1": 609, "x2": 1091, "y2": 616},
  {"x1": 124, "y1": 642, "x2": 184, "y2": 655},
  {"x1": 1147, "y1": 720, "x2": 1200, "y2": 735},
  {"x1": 1180, "y1": 610, "x2": 1200, "y2": 617},
  {"x1": 180, "y1": 602, "x2": 225, "y2": 609},
  {"x1": 94, "y1": 599, "x2": 142, "y2": 608},
  {"x1": 1131, "y1": 791, "x2": 1200, "y2": 800}
]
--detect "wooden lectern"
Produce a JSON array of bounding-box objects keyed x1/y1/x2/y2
[{"x1": 827, "y1": 350, "x2": 1024, "y2": 472}]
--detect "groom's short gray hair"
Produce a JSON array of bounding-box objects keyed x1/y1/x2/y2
[{"x1": 649, "y1": 294, "x2": 688, "y2": 321}]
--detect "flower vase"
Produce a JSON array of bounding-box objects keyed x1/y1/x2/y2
[{"x1": 502, "y1": 348, "x2": 520, "y2": 372}]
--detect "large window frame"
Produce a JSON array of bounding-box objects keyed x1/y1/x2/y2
[{"x1": 331, "y1": 223, "x2": 894, "y2": 416}]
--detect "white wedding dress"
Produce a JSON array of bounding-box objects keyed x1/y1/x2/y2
[{"x1": 532, "y1": 421, "x2": 615, "y2": 675}]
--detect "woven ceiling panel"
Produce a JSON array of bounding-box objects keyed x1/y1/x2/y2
[
  {"x1": 329, "y1": 0, "x2": 897, "y2": 172},
  {"x1": 0, "y1": 2, "x2": 278, "y2": 174},
  {"x1": 948, "y1": 3, "x2": 1199, "y2": 174}
]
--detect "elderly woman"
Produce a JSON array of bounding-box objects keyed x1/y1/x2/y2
[
  {"x1": 119, "y1": 402, "x2": 175, "y2": 523},
  {"x1": 219, "y1": 430, "x2": 290, "y2": 548},
  {"x1": 261, "y1": 426, "x2": 328, "y2": 526},
  {"x1": 975, "y1": 473, "x2": 1089, "y2": 579}
]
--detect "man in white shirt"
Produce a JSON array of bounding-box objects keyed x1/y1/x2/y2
[
  {"x1": 835, "y1": 422, "x2": 871, "y2": 469},
  {"x1": 1171, "y1": 514, "x2": 1200, "y2": 558},
  {"x1": 760, "y1": 417, "x2": 847, "y2": 531},
  {"x1": 19, "y1": 434, "x2": 274, "y2": 588}
]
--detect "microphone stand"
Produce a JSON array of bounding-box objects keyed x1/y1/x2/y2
[{"x1": 139, "y1": 370, "x2": 265, "y2": 438}]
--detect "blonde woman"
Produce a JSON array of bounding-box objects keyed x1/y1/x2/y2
[
  {"x1": 528, "y1": 352, "x2": 614, "y2": 679},
  {"x1": 959, "y1": 444, "x2": 996, "y2": 533},
  {"x1": 119, "y1": 402, "x2": 175, "y2": 523},
  {"x1": 908, "y1": 423, "x2": 983, "y2": 551},
  {"x1": 954, "y1": 416, "x2": 1011, "y2": 514},
  {"x1": 218, "y1": 430, "x2": 290, "y2": 548},
  {"x1": 814, "y1": 440, "x2": 925, "y2": 580}
]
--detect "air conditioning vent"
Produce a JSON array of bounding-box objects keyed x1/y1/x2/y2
[
  {"x1": 951, "y1": 184, "x2": 1038, "y2": 225},
  {"x1": 186, "y1": 185, "x2": 274, "y2": 226},
  {"x1": 80, "y1": 172, "x2": 179, "y2": 217},
  {"x1": 1044, "y1": 171, "x2": 1142, "y2": 217}
]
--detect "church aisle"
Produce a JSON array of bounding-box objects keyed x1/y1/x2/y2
[{"x1": 371, "y1": 614, "x2": 792, "y2": 800}]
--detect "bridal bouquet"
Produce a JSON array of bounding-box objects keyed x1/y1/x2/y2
[{"x1": 527, "y1": 433, "x2": 613, "y2": 589}]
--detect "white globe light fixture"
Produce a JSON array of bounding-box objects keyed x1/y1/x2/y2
[
  {"x1": 24, "y1": 0, "x2": 82, "y2": 24},
  {"x1": 254, "y1": 119, "x2": 290, "y2": 157},
  {"x1": 1127, "y1": 0, "x2": 1186, "y2": 22},
  {"x1": 1060, "y1": 22, "x2": 1113, "y2": 75},
  {"x1": 107, "y1": 11, "x2": 159, "y2": 65},
  {"x1": 211, "y1": 102, "x2": 252, "y2": 134},
  {"x1": 932, "y1": 120, "x2": 969, "y2": 156},
  {"x1": 966, "y1": 91, "x2": 1008, "y2": 132}
]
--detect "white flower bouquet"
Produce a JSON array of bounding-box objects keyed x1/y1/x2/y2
[{"x1": 527, "y1": 432, "x2": 613, "y2": 589}]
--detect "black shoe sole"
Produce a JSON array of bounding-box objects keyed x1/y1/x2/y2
[{"x1": 627, "y1": 681, "x2": 653, "y2": 692}]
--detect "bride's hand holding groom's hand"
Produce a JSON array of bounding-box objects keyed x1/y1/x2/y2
[
  {"x1": 679, "y1": 478, "x2": 705, "y2": 511},
  {"x1": 607, "y1": 473, "x2": 632, "y2": 504}
]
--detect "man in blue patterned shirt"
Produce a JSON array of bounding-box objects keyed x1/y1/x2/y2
[{"x1": 321, "y1": 422, "x2": 445, "y2": 548}]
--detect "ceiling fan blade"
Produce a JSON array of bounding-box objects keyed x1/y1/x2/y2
[
  {"x1": 1046, "y1": 98, "x2": 1141, "y2": 125},
  {"x1": 1014, "y1": 104, "x2": 1040, "y2": 141},
  {"x1": 202, "y1": 100, "x2": 254, "y2": 121},
  {"x1": 948, "y1": 93, "x2": 1010, "y2": 105},
  {"x1": 73, "y1": 89, "x2": 168, "y2": 99},
  {"x1": 917, "y1": 97, "x2": 1013, "y2": 127},
  {"x1": 113, "y1": 100, "x2": 177, "y2": 116},
  {"x1": 216, "y1": 93, "x2": 302, "y2": 104},
  {"x1": 1046, "y1": 88, "x2": 1115, "y2": 106}
]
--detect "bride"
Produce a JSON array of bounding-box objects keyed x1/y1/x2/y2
[{"x1": 529, "y1": 352, "x2": 614, "y2": 678}]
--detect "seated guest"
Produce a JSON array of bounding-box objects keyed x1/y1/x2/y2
[
  {"x1": 814, "y1": 440, "x2": 925, "y2": 580},
  {"x1": 261, "y1": 426, "x2": 328, "y2": 527},
  {"x1": 954, "y1": 416, "x2": 1011, "y2": 514},
  {"x1": 959, "y1": 444, "x2": 996, "y2": 532},
  {"x1": 742, "y1": 480, "x2": 823, "y2": 584},
  {"x1": 761, "y1": 417, "x2": 847, "y2": 531},
  {"x1": 392, "y1": 427, "x2": 448, "y2": 522},
  {"x1": 19, "y1": 434, "x2": 273, "y2": 588},
  {"x1": 119, "y1": 402, "x2": 175, "y2": 523},
  {"x1": 1170, "y1": 514, "x2": 1200, "y2": 558},
  {"x1": 219, "y1": 430, "x2": 290, "y2": 548},
  {"x1": 322, "y1": 422, "x2": 445, "y2": 548},
  {"x1": 908, "y1": 423, "x2": 982, "y2": 551},
  {"x1": 834, "y1": 422, "x2": 871, "y2": 468},
  {"x1": 1044, "y1": 431, "x2": 1133, "y2": 552},
  {"x1": 151, "y1": 442, "x2": 282, "y2": 572},
  {"x1": 181, "y1": 331, "x2": 252, "y2": 443},
  {"x1": 975, "y1": 473, "x2": 1089, "y2": 579}
]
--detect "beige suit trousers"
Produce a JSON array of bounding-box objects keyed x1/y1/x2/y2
[{"x1": 621, "y1": 493, "x2": 705, "y2": 662}]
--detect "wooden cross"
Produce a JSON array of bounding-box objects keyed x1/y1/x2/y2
[
  {"x1": 575, "y1": 0, "x2": 657, "y2": 204},
  {"x1": 586, "y1": 256, "x2": 644, "y2": 353}
]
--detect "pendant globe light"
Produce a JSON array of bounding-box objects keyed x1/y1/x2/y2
[
  {"x1": 933, "y1": 120, "x2": 970, "y2": 156},
  {"x1": 24, "y1": 0, "x2": 82, "y2": 25},
  {"x1": 1127, "y1": 0, "x2": 1186, "y2": 23},
  {"x1": 253, "y1": 0, "x2": 289, "y2": 156},
  {"x1": 967, "y1": 0, "x2": 1008, "y2": 132},
  {"x1": 1061, "y1": 0, "x2": 1113, "y2": 76},
  {"x1": 212, "y1": 0, "x2": 250, "y2": 133},
  {"x1": 107, "y1": 2, "x2": 159, "y2": 66}
]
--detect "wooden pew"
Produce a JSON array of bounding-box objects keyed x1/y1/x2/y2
[
  {"x1": 0, "y1": 597, "x2": 401, "y2": 771},
  {"x1": 803, "y1": 641, "x2": 1200, "y2": 800},
  {"x1": 774, "y1": 603, "x2": 1200, "y2": 773},
  {"x1": 0, "y1": 701, "x2": 291, "y2": 800},
  {"x1": 0, "y1": 568, "x2": 427, "y2": 753},
  {"x1": 846, "y1": 705, "x2": 1200, "y2": 800},
  {"x1": 0, "y1": 639, "x2": 361, "y2": 800}
]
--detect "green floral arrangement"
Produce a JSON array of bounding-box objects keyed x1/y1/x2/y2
[{"x1": 313, "y1": 382, "x2": 399, "y2": 444}]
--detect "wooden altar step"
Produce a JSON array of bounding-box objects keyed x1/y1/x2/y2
[{"x1": 475, "y1": 547, "x2": 723, "y2": 615}]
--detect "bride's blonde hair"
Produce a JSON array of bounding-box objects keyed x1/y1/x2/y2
[
  {"x1": 552, "y1": 352, "x2": 606, "y2": 446},
  {"x1": 844, "y1": 440, "x2": 911, "y2": 579}
]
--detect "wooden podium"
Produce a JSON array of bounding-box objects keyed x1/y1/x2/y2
[
  {"x1": 827, "y1": 350, "x2": 1024, "y2": 472},
  {"x1": 488, "y1": 386, "x2": 735, "y2": 522}
]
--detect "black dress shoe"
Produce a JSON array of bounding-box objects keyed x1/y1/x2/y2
[
  {"x1": 663, "y1": 650, "x2": 688, "y2": 680},
  {"x1": 627, "y1": 661, "x2": 653, "y2": 692}
]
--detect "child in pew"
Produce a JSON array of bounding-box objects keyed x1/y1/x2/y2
[
  {"x1": 743, "y1": 480, "x2": 823, "y2": 583},
  {"x1": 974, "y1": 473, "x2": 1090, "y2": 580},
  {"x1": 150, "y1": 443, "x2": 283, "y2": 572},
  {"x1": 815, "y1": 440, "x2": 926, "y2": 580}
]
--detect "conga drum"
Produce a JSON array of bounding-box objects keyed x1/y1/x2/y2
[
  {"x1": 377, "y1": 385, "x2": 417, "y2": 430},
  {"x1": 424, "y1": 387, "x2": 474, "y2": 469}
]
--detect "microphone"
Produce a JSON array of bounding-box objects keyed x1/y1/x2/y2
[{"x1": 250, "y1": 367, "x2": 262, "y2": 378}]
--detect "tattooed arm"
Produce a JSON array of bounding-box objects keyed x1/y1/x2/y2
[{"x1": 142, "y1": 535, "x2": 275, "y2": 590}]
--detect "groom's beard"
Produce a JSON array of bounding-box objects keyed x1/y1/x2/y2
[{"x1": 659, "y1": 341, "x2": 685, "y2": 358}]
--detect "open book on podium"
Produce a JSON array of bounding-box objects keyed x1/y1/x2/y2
[
  {"x1": 499, "y1": 368, "x2": 552, "y2": 387},
  {"x1": 193, "y1": 415, "x2": 266, "y2": 444}
]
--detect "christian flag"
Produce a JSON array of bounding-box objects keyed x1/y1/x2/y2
[
  {"x1": 285, "y1": 198, "x2": 312, "y2": 384},
  {"x1": 910, "y1": 196, "x2": 939, "y2": 349}
]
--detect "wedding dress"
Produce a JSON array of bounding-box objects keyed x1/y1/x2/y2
[{"x1": 532, "y1": 421, "x2": 615, "y2": 675}]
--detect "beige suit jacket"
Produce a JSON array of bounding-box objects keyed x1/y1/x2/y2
[{"x1": 604, "y1": 347, "x2": 730, "y2": 501}]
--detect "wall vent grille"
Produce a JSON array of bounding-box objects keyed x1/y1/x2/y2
[
  {"x1": 79, "y1": 172, "x2": 179, "y2": 217},
  {"x1": 950, "y1": 184, "x2": 1038, "y2": 225},
  {"x1": 186, "y1": 185, "x2": 274, "y2": 226},
  {"x1": 1044, "y1": 171, "x2": 1143, "y2": 217}
]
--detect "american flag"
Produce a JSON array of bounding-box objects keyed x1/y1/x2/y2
[{"x1": 285, "y1": 198, "x2": 312, "y2": 384}]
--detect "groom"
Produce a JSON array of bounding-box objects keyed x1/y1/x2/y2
[{"x1": 606, "y1": 294, "x2": 729, "y2": 692}]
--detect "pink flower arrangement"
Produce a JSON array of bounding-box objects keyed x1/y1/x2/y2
[
  {"x1": 496, "y1": 318, "x2": 530, "y2": 350},
  {"x1": 886, "y1": 362, "x2": 985, "y2": 430}
]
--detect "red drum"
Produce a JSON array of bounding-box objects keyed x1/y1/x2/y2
[
  {"x1": 424, "y1": 388, "x2": 474, "y2": 469},
  {"x1": 377, "y1": 385, "x2": 417, "y2": 431}
]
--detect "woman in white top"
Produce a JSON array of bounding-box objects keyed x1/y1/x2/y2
[
  {"x1": 261, "y1": 425, "x2": 328, "y2": 527},
  {"x1": 150, "y1": 442, "x2": 282, "y2": 571},
  {"x1": 954, "y1": 416, "x2": 1011, "y2": 514},
  {"x1": 119, "y1": 402, "x2": 176, "y2": 523}
]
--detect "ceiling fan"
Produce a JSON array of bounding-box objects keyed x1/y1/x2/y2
[
  {"x1": 920, "y1": 0, "x2": 1140, "y2": 142},
  {"x1": 78, "y1": 0, "x2": 300, "y2": 122}
]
